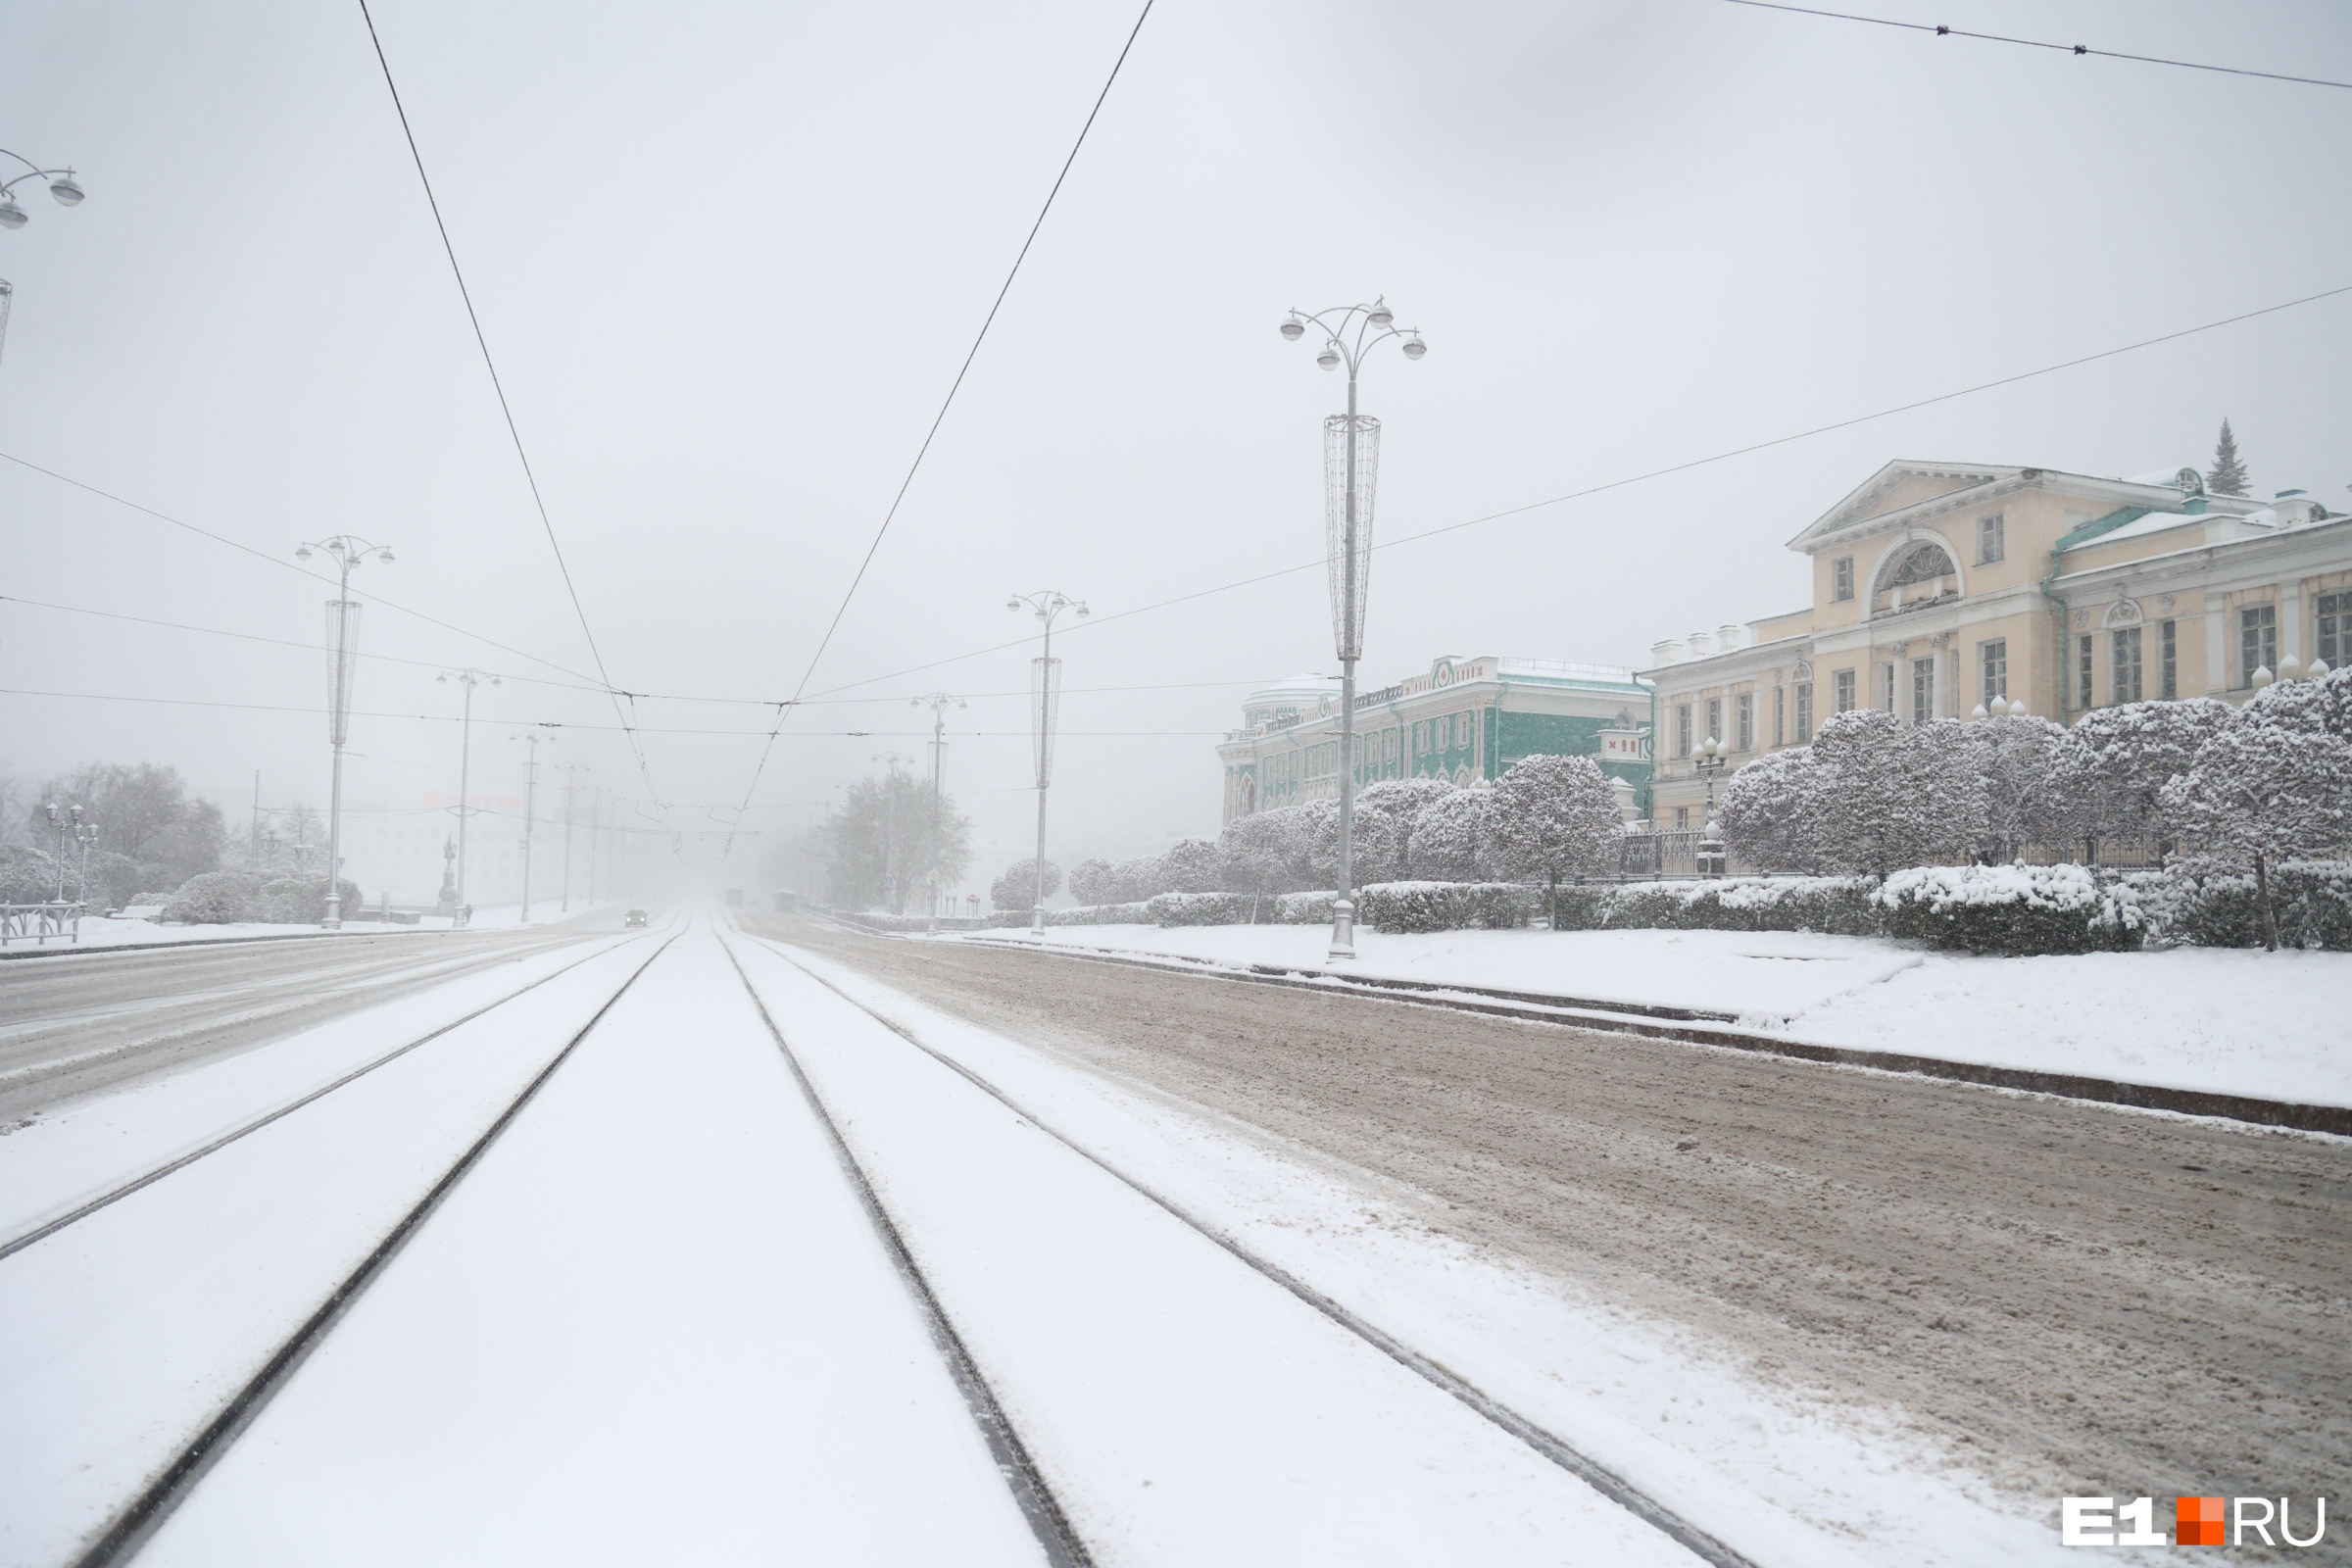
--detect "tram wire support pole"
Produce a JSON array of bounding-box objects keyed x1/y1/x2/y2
[
  {"x1": 295, "y1": 534, "x2": 394, "y2": 928},
  {"x1": 1007, "y1": 592, "x2": 1087, "y2": 936}
]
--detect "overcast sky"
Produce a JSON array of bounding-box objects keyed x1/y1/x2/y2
[{"x1": 4, "y1": 0, "x2": 2346, "y2": 892}]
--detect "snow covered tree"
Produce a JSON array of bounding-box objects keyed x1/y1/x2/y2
[
  {"x1": 1067, "y1": 858, "x2": 1120, "y2": 906},
  {"x1": 1962, "y1": 712, "x2": 2064, "y2": 862},
  {"x1": 1349, "y1": 777, "x2": 1455, "y2": 884},
  {"x1": 2208, "y1": 418, "x2": 2250, "y2": 498},
  {"x1": 1219, "y1": 807, "x2": 1318, "y2": 908},
  {"x1": 1805, "y1": 710, "x2": 1981, "y2": 876},
  {"x1": 1104, "y1": 855, "x2": 1167, "y2": 903},
  {"x1": 2043, "y1": 698, "x2": 2230, "y2": 858},
  {"x1": 1407, "y1": 786, "x2": 1497, "y2": 882},
  {"x1": 1158, "y1": 837, "x2": 1224, "y2": 894},
  {"x1": 1718, "y1": 746, "x2": 1828, "y2": 872},
  {"x1": 1491, "y1": 755, "x2": 1622, "y2": 922},
  {"x1": 2161, "y1": 669, "x2": 2352, "y2": 948},
  {"x1": 814, "y1": 766, "x2": 974, "y2": 912},
  {"x1": 989, "y1": 858, "x2": 1061, "y2": 913}
]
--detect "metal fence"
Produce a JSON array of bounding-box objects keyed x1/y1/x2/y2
[{"x1": 2, "y1": 903, "x2": 85, "y2": 947}]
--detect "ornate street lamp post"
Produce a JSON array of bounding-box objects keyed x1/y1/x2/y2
[
  {"x1": 0, "y1": 150, "x2": 85, "y2": 232},
  {"x1": 296, "y1": 534, "x2": 394, "y2": 927},
  {"x1": 1693, "y1": 737, "x2": 1728, "y2": 877},
  {"x1": 1008, "y1": 591, "x2": 1087, "y2": 936},
  {"x1": 42, "y1": 802, "x2": 78, "y2": 902},
  {"x1": 1277, "y1": 299, "x2": 1427, "y2": 959}
]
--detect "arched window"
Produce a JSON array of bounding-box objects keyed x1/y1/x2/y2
[{"x1": 1875, "y1": 541, "x2": 1958, "y2": 594}]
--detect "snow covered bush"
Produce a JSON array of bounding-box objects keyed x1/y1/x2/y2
[
  {"x1": 162, "y1": 870, "x2": 265, "y2": 924},
  {"x1": 2042, "y1": 699, "x2": 2229, "y2": 859},
  {"x1": 2132, "y1": 859, "x2": 2352, "y2": 951},
  {"x1": 1219, "y1": 806, "x2": 1318, "y2": 897},
  {"x1": 1491, "y1": 755, "x2": 1620, "y2": 923},
  {"x1": 1407, "y1": 787, "x2": 1496, "y2": 882},
  {"x1": 0, "y1": 845, "x2": 74, "y2": 904},
  {"x1": 2159, "y1": 668, "x2": 2352, "y2": 949},
  {"x1": 989, "y1": 858, "x2": 1061, "y2": 913},
  {"x1": 253, "y1": 875, "x2": 360, "y2": 924},
  {"x1": 1875, "y1": 864, "x2": 2139, "y2": 956},
  {"x1": 1808, "y1": 710, "x2": 1982, "y2": 874},
  {"x1": 1066, "y1": 858, "x2": 1121, "y2": 906},
  {"x1": 1346, "y1": 778, "x2": 1456, "y2": 884},
  {"x1": 1273, "y1": 890, "x2": 1338, "y2": 924},
  {"x1": 1717, "y1": 749, "x2": 1828, "y2": 872},
  {"x1": 1147, "y1": 892, "x2": 1255, "y2": 926},
  {"x1": 1158, "y1": 838, "x2": 1225, "y2": 894},
  {"x1": 1356, "y1": 881, "x2": 1537, "y2": 933},
  {"x1": 1548, "y1": 876, "x2": 1882, "y2": 936}
]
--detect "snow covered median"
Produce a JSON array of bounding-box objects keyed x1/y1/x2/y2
[{"x1": 954, "y1": 923, "x2": 2350, "y2": 1110}]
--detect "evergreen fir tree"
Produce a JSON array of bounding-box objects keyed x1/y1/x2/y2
[{"x1": 2208, "y1": 417, "x2": 2250, "y2": 497}]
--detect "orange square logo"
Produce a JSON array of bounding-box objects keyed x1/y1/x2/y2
[{"x1": 2177, "y1": 1496, "x2": 2226, "y2": 1546}]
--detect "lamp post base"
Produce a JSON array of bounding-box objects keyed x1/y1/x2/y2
[
  {"x1": 324, "y1": 895, "x2": 341, "y2": 930},
  {"x1": 1327, "y1": 898, "x2": 1357, "y2": 962}
]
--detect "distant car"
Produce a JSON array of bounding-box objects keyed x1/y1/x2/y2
[{"x1": 623, "y1": 909, "x2": 648, "y2": 928}]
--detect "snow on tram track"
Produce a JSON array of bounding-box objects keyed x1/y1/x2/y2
[{"x1": 0, "y1": 922, "x2": 682, "y2": 1568}]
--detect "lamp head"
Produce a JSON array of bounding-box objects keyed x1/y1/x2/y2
[
  {"x1": 48, "y1": 175, "x2": 83, "y2": 207},
  {"x1": 0, "y1": 200, "x2": 25, "y2": 230},
  {"x1": 1315, "y1": 346, "x2": 1340, "y2": 370},
  {"x1": 295, "y1": 543, "x2": 314, "y2": 561},
  {"x1": 376, "y1": 547, "x2": 395, "y2": 564},
  {"x1": 1279, "y1": 319, "x2": 1304, "y2": 341},
  {"x1": 1006, "y1": 598, "x2": 1021, "y2": 612},
  {"x1": 1076, "y1": 604, "x2": 1090, "y2": 618},
  {"x1": 2251, "y1": 664, "x2": 2275, "y2": 690},
  {"x1": 1367, "y1": 300, "x2": 1393, "y2": 327},
  {"x1": 1401, "y1": 336, "x2": 1428, "y2": 361}
]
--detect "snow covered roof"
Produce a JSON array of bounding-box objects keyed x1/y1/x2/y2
[{"x1": 1243, "y1": 674, "x2": 1340, "y2": 706}]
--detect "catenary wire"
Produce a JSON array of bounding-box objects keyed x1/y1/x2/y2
[
  {"x1": 725, "y1": 0, "x2": 1158, "y2": 852},
  {"x1": 355, "y1": 0, "x2": 676, "y2": 839},
  {"x1": 1709, "y1": 0, "x2": 2352, "y2": 90}
]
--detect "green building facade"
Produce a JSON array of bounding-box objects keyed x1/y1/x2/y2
[{"x1": 1218, "y1": 655, "x2": 1653, "y2": 823}]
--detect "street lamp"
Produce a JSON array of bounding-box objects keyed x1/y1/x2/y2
[
  {"x1": 1277, "y1": 297, "x2": 1429, "y2": 960},
  {"x1": 74, "y1": 817, "x2": 99, "y2": 914},
  {"x1": 510, "y1": 727, "x2": 556, "y2": 924},
  {"x1": 1693, "y1": 737, "x2": 1729, "y2": 877},
  {"x1": 911, "y1": 692, "x2": 966, "y2": 930},
  {"x1": 436, "y1": 668, "x2": 499, "y2": 925},
  {"x1": 297, "y1": 534, "x2": 394, "y2": 927},
  {"x1": 42, "y1": 802, "x2": 78, "y2": 902},
  {"x1": 1008, "y1": 591, "x2": 1087, "y2": 936},
  {"x1": 0, "y1": 149, "x2": 87, "y2": 231}
]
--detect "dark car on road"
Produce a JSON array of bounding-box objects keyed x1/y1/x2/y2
[{"x1": 623, "y1": 909, "x2": 648, "y2": 928}]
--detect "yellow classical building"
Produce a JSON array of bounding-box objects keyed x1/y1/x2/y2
[{"x1": 1642, "y1": 460, "x2": 2350, "y2": 829}]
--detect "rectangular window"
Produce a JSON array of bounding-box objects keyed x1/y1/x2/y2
[
  {"x1": 2319, "y1": 593, "x2": 2348, "y2": 668},
  {"x1": 1833, "y1": 668, "x2": 1856, "y2": 712},
  {"x1": 1882, "y1": 662, "x2": 1897, "y2": 713},
  {"x1": 1704, "y1": 697, "x2": 1723, "y2": 748},
  {"x1": 2240, "y1": 604, "x2": 2277, "y2": 688},
  {"x1": 1911, "y1": 657, "x2": 1936, "y2": 724},
  {"x1": 1735, "y1": 693, "x2": 1754, "y2": 751},
  {"x1": 1772, "y1": 686, "x2": 1786, "y2": 748},
  {"x1": 1832, "y1": 557, "x2": 1854, "y2": 602},
  {"x1": 1384, "y1": 729, "x2": 1398, "y2": 763},
  {"x1": 1977, "y1": 514, "x2": 2005, "y2": 565},
  {"x1": 1673, "y1": 806, "x2": 1690, "y2": 830},
  {"x1": 1675, "y1": 704, "x2": 1692, "y2": 758},
  {"x1": 2112, "y1": 626, "x2": 2143, "y2": 704},
  {"x1": 2078, "y1": 635, "x2": 2094, "y2": 710},
  {"x1": 1795, "y1": 682, "x2": 1814, "y2": 737},
  {"x1": 1980, "y1": 639, "x2": 2007, "y2": 710},
  {"x1": 2160, "y1": 620, "x2": 2178, "y2": 699}
]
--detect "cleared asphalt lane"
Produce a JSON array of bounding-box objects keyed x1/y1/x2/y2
[
  {"x1": 760, "y1": 914, "x2": 2352, "y2": 1519},
  {"x1": 0, "y1": 910, "x2": 638, "y2": 1121}
]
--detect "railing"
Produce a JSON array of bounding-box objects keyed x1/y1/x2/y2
[
  {"x1": 1616, "y1": 830, "x2": 1703, "y2": 880},
  {"x1": 2, "y1": 903, "x2": 85, "y2": 947},
  {"x1": 1353, "y1": 684, "x2": 1404, "y2": 710}
]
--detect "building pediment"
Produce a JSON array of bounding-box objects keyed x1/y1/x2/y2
[{"x1": 1785, "y1": 461, "x2": 2016, "y2": 552}]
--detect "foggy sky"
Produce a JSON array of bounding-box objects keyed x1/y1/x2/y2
[{"x1": 4, "y1": 0, "x2": 2347, "y2": 893}]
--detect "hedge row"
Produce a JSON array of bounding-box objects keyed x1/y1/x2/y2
[
  {"x1": 2128, "y1": 860, "x2": 2352, "y2": 952},
  {"x1": 1876, "y1": 864, "x2": 2139, "y2": 956},
  {"x1": 1546, "y1": 877, "x2": 1883, "y2": 937},
  {"x1": 1355, "y1": 882, "x2": 1538, "y2": 934}
]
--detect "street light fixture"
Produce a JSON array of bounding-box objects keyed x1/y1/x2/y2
[
  {"x1": 298, "y1": 534, "x2": 393, "y2": 928},
  {"x1": 437, "y1": 668, "x2": 499, "y2": 924},
  {"x1": 1692, "y1": 737, "x2": 1729, "y2": 877},
  {"x1": 0, "y1": 151, "x2": 87, "y2": 224},
  {"x1": 1008, "y1": 591, "x2": 1087, "y2": 936},
  {"x1": 1276, "y1": 296, "x2": 1429, "y2": 960},
  {"x1": 511, "y1": 726, "x2": 557, "y2": 924}
]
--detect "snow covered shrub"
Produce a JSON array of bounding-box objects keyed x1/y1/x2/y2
[
  {"x1": 1273, "y1": 890, "x2": 1338, "y2": 924},
  {"x1": 989, "y1": 858, "x2": 1061, "y2": 913},
  {"x1": 1356, "y1": 881, "x2": 1537, "y2": 933},
  {"x1": 253, "y1": 875, "x2": 359, "y2": 924},
  {"x1": 162, "y1": 870, "x2": 265, "y2": 924},
  {"x1": 2160, "y1": 668, "x2": 2352, "y2": 949},
  {"x1": 2134, "y1": 859, "x2": 2352, "y2": 951},
  {"x1": 1158, "y1": 838, "x2": 1226, "y2": 894},
  {"x1": 0, "y1": 845, "x2": 74, "y2": 904},
  {"x1": 1066, "y1": 858, "x2": 1121, "y2": 906},
  {"x1": 1808, "y1": 710, "x2": 1983, "y2": 874},
  {"x1": 1219, "y1": 806, "x2": 1318, "y2": 897},
  {"x1": 81, "y1": 851, "x2": 144, "y2": 911},
  {"x1": 1492, "y1": 756, "x2": 1620, "y2": 924},
  {"x1": 1348, "y1": 779, "x2": 1456, "y2": 884},
  {"x1": 1875, "y1": 864, "x2": 2139, "y2": 956},
  {"x1": 1147, "y1": 891, "x2": 1254, "y2": 926},
  {"x1": 1550, "y1": 877, "x2": 1882, "y2": 936},
  {"x1": 1407, "y1": 787, "x2": 1496, "y2": 882}
]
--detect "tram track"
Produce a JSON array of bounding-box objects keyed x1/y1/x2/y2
[
  {"x1": 57, "y1": 926, "x2": 683, "y2": 1568},
  {"x1": 724, "y1": 919, "x2": 1759, "y2": 1568}
]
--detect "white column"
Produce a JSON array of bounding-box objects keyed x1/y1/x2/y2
[
  {"x1": 2204, "y1": 592, "x2": 2228, "y2": 694},
  {"x1": 2280, "y1": 581, "x2": 2304, "y2": 664}
]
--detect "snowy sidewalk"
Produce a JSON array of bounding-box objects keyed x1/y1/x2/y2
[{"x1": 951, "y1": 924, "x2": 2352, "y2": 1110}]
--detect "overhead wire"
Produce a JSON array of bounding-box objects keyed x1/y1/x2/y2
[
  {"x1": 723, "y1": 0, "x2": 1159, "y2": 854},
  {"x1": 1709, "y1": 0, "x2": 2352, "y2": 90},
  {"x1": 355, "y1": 0, "x2": 678, "y2": 842}
]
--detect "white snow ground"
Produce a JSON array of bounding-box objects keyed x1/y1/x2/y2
[
  {"x1": 24, "y1": 900, "x2": 630, "y2": 952},
  {"x1": 954, "y1": 924, "x2": 2350, "y2": 1106},
  {"x1": 760, "y1": 931, "x2": 2071, "y2": 1568}
]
